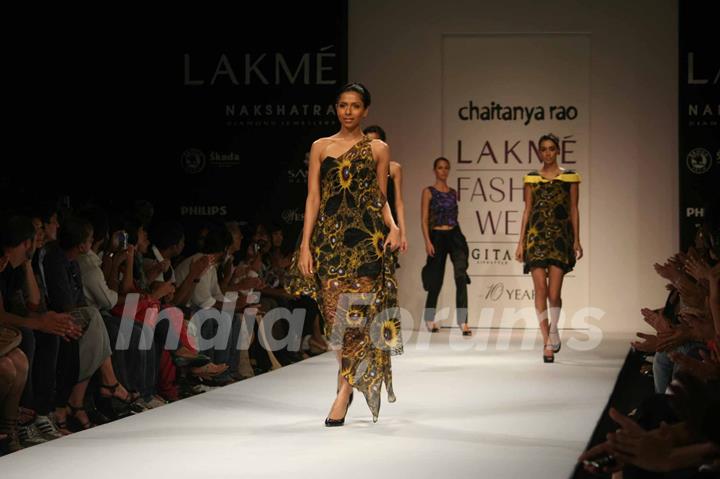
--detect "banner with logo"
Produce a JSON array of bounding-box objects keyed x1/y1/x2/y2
[
  {"x1": 146, "y1": 5, "x2": 348, "y2": 237},
  {"x1": 679, "y1": 2, "x2": 720, "y2": 248},
  {"x1": 442, "y1": 34, "x2": 590, "y2": 327}
]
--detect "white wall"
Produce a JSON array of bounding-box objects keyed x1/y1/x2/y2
[{"x1": 349, "y1": 0, "x2": 678, "y2": 333}]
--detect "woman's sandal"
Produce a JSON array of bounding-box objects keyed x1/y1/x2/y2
[
  {"x1": 99, "y1": 383, "x2": 139, "y2": 405},
  {"x1": 190, "y1": 362, "x2": 229, "y2": 380},
  {"x1": 172, "y1": 349, "x2": 212, "y2": 368},
  {"x1": 50, "y1": 412, "x2": 71, "y2": 435},
  {"x1": 67, "y1": 404, "x2": 95, "y2": 431}
]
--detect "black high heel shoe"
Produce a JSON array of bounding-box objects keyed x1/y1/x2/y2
[
  {"x1": 543, "y1": 344, "x2": 555, "y2": 363},
  {"x1": 325, "y1": 390, "x2": 353, "y2": 427},
  {"x1": 66, "y1": 403, "x2": 95, "y2": 431}
]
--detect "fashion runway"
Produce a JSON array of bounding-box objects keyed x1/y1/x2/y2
[{"x1": 0, "y1": 329, "x2": 628, "y2": 479}]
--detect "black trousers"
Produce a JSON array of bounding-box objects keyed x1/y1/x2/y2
[
  {"x1": 54, "y1": 337, "x2": 79, "y2": 409},
  {"x1": 102, "y1": 314, "x2": 158, "y2": 399},
  {"x1": 32, "y1": 331, "x2": 60, "y2": 415},
  {"x1": 422, "y1": 227, "x2": 470, "y2": 326}
]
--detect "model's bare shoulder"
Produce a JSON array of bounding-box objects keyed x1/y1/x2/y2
[
  {"x1": 311, "y1": 137, "x2": 334, "y2": 158},
  {"x1": 370, "y1": 138, "x2": 389, "y2": 152}
]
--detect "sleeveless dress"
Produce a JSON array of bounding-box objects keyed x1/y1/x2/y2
[
  {"x1": 285, "y1": 136, "x2": 403, "y2": 422},
  {"x1": 522, "y1": 170, "x2": 581, "y2": 274}
]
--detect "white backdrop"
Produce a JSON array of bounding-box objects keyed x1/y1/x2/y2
[
  {"x1": 349, "y1": 0, "x2": 678, "y2": 333},
  {"x1": 442, "y1": 33, "x2": 590, "y2": 330}
]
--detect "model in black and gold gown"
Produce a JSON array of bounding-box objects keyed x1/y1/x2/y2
[{"x1": 286, "y1": 83, "x2": 402, "y2": 426}]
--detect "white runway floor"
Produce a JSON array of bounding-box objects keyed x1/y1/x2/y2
[{"x1": 1, "y1": 329, "x2": 629, "y2": 479}]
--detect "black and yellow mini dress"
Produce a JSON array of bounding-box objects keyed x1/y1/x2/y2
[{"x1": 522, "y1": 169, "x2": 581, "y2": 274}]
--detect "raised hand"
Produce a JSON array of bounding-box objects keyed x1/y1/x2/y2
[
  {"x1": 606, "y1": 410, "x2": 674, "y2": 472},
  {"x1": 656, "y1": 326, "x2": 691, "y2": 352},
  {"x1": 669, "y1": 350, "x2": 720, "y2": 382},
  {"x1": 641, "y1": 308, "x2": 671, "y2": 333},
  {"x1": 631, "y1": 332, "x2": 658, "y2": 353}
]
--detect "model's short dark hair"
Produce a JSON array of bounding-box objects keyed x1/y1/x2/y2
[
  {"x1": 201, "y1": 223, "x2": 232, "y2": 255},
  {"x1": 151, "y1": 222, "x2": 185, "y2": 250},
  {"x1": 336, "y1": 82, "x2": 371, "y2": 107},
  {"x1": 538, "y1": 133, "x2": 560, "y2": 149},
  {"x1": 58, "y1": 216, "x2": 93, "y2": 251},
  {"x1": 0, "y1": 215, "x2": 36, "y2": 249},
  {"x1": 363, "y1": 125, "x2": 386, "y2": 142},
  {"x1": 433, "y1": 157, "x2": 450, "y2": 169}
]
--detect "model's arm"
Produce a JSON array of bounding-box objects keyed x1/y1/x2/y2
[
  {"x1": 298, "y1": 141, "x2": 323, "y2": 276},
  {"x1": 373, "y1": 141, "x2": 400, "y2": 250},
  {"x1": 390, "y1": 161, "x2": 408, "y2": 252},
  {"x1": 570, "y1": 182, "x2": 582, "y2": 259},
  {"x1": 421, "y1": 188, "x2": 434, "y2": 257},
  {"x1": 515, "y1": 184, "x2": 532, "y2": 262}
]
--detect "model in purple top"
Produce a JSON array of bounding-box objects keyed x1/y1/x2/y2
[{"x1": 420, "y1": 157, "x2": 472, "y2": 336}]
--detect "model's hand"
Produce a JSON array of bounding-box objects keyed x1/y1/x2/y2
[
  {"x1": 515, "y1": 243, "x2": 523, "y2": 263},
  {"x1": 385, "y1": 227, "x2": 400, "y2": 252},
  {"x1": 0, "y1": 256, "x2": 8, "y2": 273},
  {"x1": 399, "y1": 233, "x2": 408, "y2": 253},
  {"x1": 574, "y1": 241, "x2": 583, "y2": 260},
  {"x1": 299, "y1": 245, "x2": 314, "y2": 277},
  {"x1": 425, "y1": 240, "x2": 435, "y2": 257}
]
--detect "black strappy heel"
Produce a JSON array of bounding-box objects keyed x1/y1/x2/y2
[{"x1": 67, "y1": 403, "x2": 95, "y2": 431}]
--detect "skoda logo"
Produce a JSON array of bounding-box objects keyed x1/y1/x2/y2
[
  {"x1": 181, "y1": 148, "x2": 207, "y2": 174},
  {"x1": 686, "y1": 148, "x2": 712, "y2": 174}
]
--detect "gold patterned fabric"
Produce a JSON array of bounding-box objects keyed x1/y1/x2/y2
[
  {"x1": 285, "y1": 136, "x2": 403, "y2": 422},
  {"x1": 522, "y1": 170, "x2": 581, "y2": 274}
]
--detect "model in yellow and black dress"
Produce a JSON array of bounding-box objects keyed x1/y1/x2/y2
[
  {"x1": 516, "y1": 134, "x2": 583, "y2": 363},
  {"x1": 286, "y1": 83, "x2": 403, "y2": 426}
]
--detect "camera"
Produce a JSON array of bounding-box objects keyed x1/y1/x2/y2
[{"x1": 116, "y1": 231, "x2": 128, "y2": 250}]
